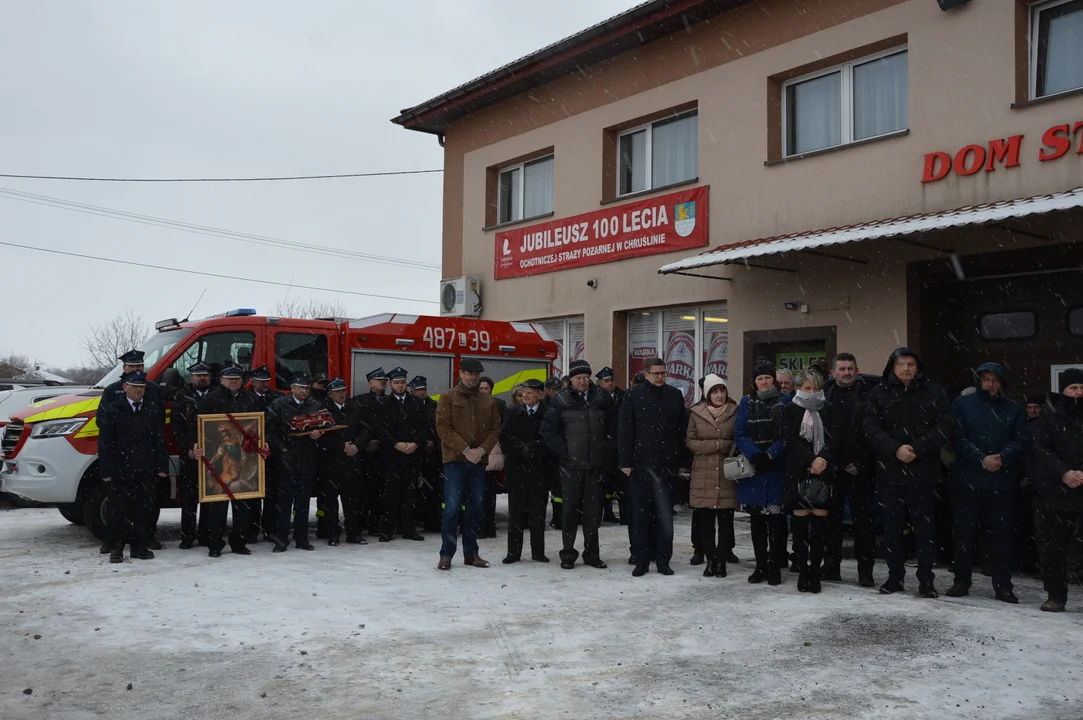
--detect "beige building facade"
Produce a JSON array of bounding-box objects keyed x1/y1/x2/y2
[{"x1": 395, "y1": 0, "x2": 1083, "y2": 400}]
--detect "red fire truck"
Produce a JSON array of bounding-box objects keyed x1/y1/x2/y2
[{"x1": 0, "y1": 310, "x2": 557, "y2": 539}]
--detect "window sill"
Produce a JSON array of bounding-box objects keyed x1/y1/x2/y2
[
  {"x1": 765, "y1": 129, "x2": 909, "y2": 166},
  {"x1": 482, "y1": 212, "x2": 555, "y2": 232},
  {"x1": 1011, "y1": 85, "x2": 1083, "y2": 110},
  {"x1": 601, "y1": 177, "x2": 700, "y2": 206}
]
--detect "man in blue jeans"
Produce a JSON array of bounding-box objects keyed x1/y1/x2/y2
[{"x1": 435, "y1": 358, "x2": 502, "y2": 570}]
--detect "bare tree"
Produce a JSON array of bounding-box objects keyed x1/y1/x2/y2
[
  {"x1": 0, "y1": 352, "x2": 33, "y2": 378},
  {"x1": 273, "y1": 297, "x2": 348, "y2": 320},
  {"x1": 48, "y1": 366, "x2": 103, "y2": 385},
  {"x1": 81, "y1": 310, "x2": 152, "y2": 373}
]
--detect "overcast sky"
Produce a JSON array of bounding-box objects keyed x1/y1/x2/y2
[{"x1": 0, "y1": 0, "x2": 635, "y2": 367}]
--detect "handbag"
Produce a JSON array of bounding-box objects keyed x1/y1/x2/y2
[
  {"x1": 722, "y1": 443, "x2": 756, "y2": 481},
  {"x1": 797, "y1": 476, "x2": 832, "y2": 505}
]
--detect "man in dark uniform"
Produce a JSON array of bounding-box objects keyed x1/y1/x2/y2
[
  {"x1": 354, "y1": 367, "x2": 388, "y2": 537},
  {"x1": 99, "y1": 349, "x2": 167, "y2": 552},
  {"x1": 378, "y1": 367, "x2": 429, "y2": 542},
  {"x1": 318, "y1": 377, "x2": 370, "y2": 546},
  {"x1": 545, "y1": 375, "x2": 566, "y2": 530},
  {"x1": 596, "y1": 366, "x2": 624, "y2": 525},
  {"x1": 311, "y1": 374, "x2": 329, "y2": 403},
  {"x1": 268, "y1": 372, "x2": 325, "y2": 552},
  {"x1": 248, "y1": 365, "x2": 283, "y2": 542},
  {"x1": 171, "y1": 363, "x2": 213, "y2": 549},
  {"x1": 96, "y1": 371, "x2": 169, "y2": 563},
  {"x1": 311, "y1": 373, "x2": 333, "y2": 539},
  {"x1": 501, "y1": 378, "x2": 555, "y2": 563},
  {"x1": 192, "y1": 365, "x2": 263, "y2": 557},
  {"x1": 410, "y1": 376, "x2": 443, "y2": 533}
]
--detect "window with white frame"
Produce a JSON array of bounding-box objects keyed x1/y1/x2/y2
[
  {"x1": 627, "y1": 304, "x2": 727, "y2": 407},
  {"x1": 784, "y1": 47, "x2": 908, "y2": 156},
  {"x1": 618, "y1": 111, "x2": 698, "y2": 196},
  {"x1": 1032, "y1": 0, "x2": 1083, "y2": 99},
  {"x1": 498, "y1": 155, "x2": 554, "y2": 224}
]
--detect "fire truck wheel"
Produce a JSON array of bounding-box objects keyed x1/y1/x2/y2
[
  {"x1": 82, "y1": 486, "x2": 108, "y2": 541},
  {"x1": 56, "y1": 503, "x2": 86, "y2": 525}
]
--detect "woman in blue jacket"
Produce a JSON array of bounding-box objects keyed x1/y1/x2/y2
[{"x1": 734, "y1": 358, "x2": 791, "y2": 585}]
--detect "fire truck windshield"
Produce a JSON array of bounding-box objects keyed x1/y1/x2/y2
[{"x1": 94, "y1": 328, "x2": 193, "y2": 388}]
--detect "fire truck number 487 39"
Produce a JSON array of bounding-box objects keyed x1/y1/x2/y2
[{"x1": 422, "y1": 326, "x2": 491, "y2": 353}]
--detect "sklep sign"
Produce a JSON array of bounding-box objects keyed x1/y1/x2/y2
[{"x1": 494, "y1": 186, "x2": 709, "y2": 280}]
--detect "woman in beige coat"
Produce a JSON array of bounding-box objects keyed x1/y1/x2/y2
[{"x1": 686, "y1": 374, "x2": 739, "y2": 577}]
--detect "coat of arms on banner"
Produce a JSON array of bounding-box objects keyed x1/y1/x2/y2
[{"x1": 674, "y1": 201, "x2": 696, "y2": 238}]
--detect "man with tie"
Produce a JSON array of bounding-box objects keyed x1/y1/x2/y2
[
  {"x1": 318, "y1": 377, "x2": 370, "y2": 546},
  {"x1": 96, "y1": 371, "x2": 169, "y2": 564},
  {"x1": 354, "y1": 367, "x2": 388, "y2": 537},
  {"x1": 379, "y1": 367, "x2": 430, "y2": 542},
  {"x1": 171, "y1": 362, "x2": 214, "y2": 549},
  {"x1": 267, "y1": 372, "x2": 325, "y2": 552},
  {"x1": 500, "y1": 378, "x2": 556, "y2": 563},
  {"x1": 410, "y1": 376, "x2": 443, "y2": 533},
  {"x1": 248, "y1": 365, "x2": 283, "y2": 542}
]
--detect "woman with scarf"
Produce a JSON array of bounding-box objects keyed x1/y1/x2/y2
[
  {"x1": 734, "y1": 358, "x2": 791, "y2": 585},
  {"x1": 686, "y1": 374, "x2": 739, "y2": 578},
  {"x1": 780, "y1": 366, "x2": 834, "y2": 593}
]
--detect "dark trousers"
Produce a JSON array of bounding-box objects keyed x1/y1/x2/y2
[
  {"x1": 560, "y1": 467, "x2": 604, "y2": 564},
  {"x1": 792, "y1": 514, "x2": 828, "y2": 576},
  {"x1": 750, "y1": 513, "x2": 788, "y2": 569},
  {"x1": 507, "y1": 477, "x2": 549, "y2": 560},
  {"x1": 320, "y1": 470, "x2": 362, "y2": 541},
  {"x1": 1013, "y1": 483, "x2": 1038, "y2": 571},
  {"x1": 276, "y1": 466, "x2": 314, "y2": 546},
  {"x1": 692, "y1": 508, "x2": 735, "y2": 564},
  {"x1": 243, "y1": 499, "x2": 262, "y2": 542},
  {"x1": 204, "y1": 498, "x2": 250, "y2": 552},
  {"x1": 260, "y1": 464, "x2": 279, "y2": 538},
  {"x1": 826, "y1": 471, "x2": 877, "y2": 572},
  {"x1": 417, "y1": 465, "x2": 442, "y2": 531},
  {"x1": 382, "y1": 462, "x2": 417, "y2": 538},
  {"x1": 1041, "y1": 506, "x2": 1083, "y2": 603},
  {"x1": 360, "y1": 454, "x2": 384, "y2": 535},
  {"x1": 178, "y1": 461, "x2": 200, "y2": 544},
  {"x1": 952, "y1": 484, "x2": 1015, "y2": 591},
  {"x1": 879, "y1": 483, "x2": 937, "y2": 583},
  {"x1": 483, "y1": 470, "x2": 499, "y2": 536},
  {"x1": 106, "y1": 473, "x2": 152, "y2": 550},
  {"x1": 616, "y1": 472, "x2": 632, "y2": 526},
  {"x1": 441, "y1": 461, "x2": 485, "y2": 559},
  {"x1": 630, "y1": 467, "x2": 675, "y2": 566}
]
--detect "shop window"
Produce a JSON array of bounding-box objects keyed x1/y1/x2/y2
[
  {"x1": 979, "y1": 311, "x2": 1036, "y2": 340},
  {"x1": 618, "y1": 112, "x2": 698, "y2": 196},
  {"x1": 784, "y1": 48, "x2": 908, "y2": 156},
  {"x1": 1032, "y1": 0, "x2": 1083, "y2": 99},
  {"x1": 536, "y1": 317, "x2": 584, "y2": 377},
  {"x1": 170, "y1": 331, "x2": 256, "y2": 383},
  {"x1": 274, "y1": 333, "x2": 329, "y2": 390},
  {"x1": 627, "y1": 305, "x2": 728, "y2": 407},
  {"x1": 1069, "y1": 307, "x2": 1083, "y2": 336},
  {"x1": 663, "y1": 310, "x2": 697, "y2": 406},
  {"x1": 701, "y1": 307, "x2": 730, "y2": 380},
  {"x1": 498, "y1": 155, "x2": 554, "y2": 224}
]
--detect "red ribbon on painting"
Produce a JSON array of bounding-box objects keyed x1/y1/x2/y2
[
  {"x1": 199, "y1": 455, "x2": 238, "y2": 502},
  {"x1": 225, "y1": 412, "x2": 270, "y2": 458}
]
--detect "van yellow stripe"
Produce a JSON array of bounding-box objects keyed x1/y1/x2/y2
[{"x1": 22, "y1": 397, "x2": 101, "y2": 424}]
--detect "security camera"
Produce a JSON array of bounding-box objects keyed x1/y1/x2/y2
[{"x1": 586, "y1": 279, "x2": 598, "y2": 289}]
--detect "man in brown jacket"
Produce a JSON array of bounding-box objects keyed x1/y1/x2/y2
[{"x1": 435, "y1": 357, "x2": 502, "y2": 570}]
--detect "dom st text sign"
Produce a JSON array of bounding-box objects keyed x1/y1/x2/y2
[
  {"x1": 922, "y1": 118, "x2": 1082, "y2": 183},
  {"x1": 494, "y1": 186, "x2": 709, "y2": 280}
]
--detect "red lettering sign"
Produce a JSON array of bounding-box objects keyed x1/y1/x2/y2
[
  {"x1": 954, "y1": 144, "x2": 987, "y2": 176},
  {"x1": 922, "y1": 120, "x2": 1081, "y2": 182},
  {"x1": 986, "y1": 135, "x2": 1023, "y2": 171},
  {"x1": 1040, "y1": 124, "x2": 1072, "y2": 162},
  {"x1": 922, "y1": 152, "x2": 951, "y2": 183},
  {"x1": 493, "y1": 186, "x2": 709, "y2": 280}
]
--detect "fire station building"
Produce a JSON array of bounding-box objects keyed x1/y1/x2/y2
[{"x1": 394, "y1": 0, "x2": 1083, "y2": 402}]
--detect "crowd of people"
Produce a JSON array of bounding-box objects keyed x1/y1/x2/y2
[{"x1": 94, "y1": 346, "x2": 1083, "y2": 613}]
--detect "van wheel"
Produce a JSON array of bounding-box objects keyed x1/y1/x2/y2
[
  {"x1": 57, "y1": 503, "x2": 85, "y2": 525},
  {"x1": 82, "y1": 486, "x2": 108, "y2": 541}
]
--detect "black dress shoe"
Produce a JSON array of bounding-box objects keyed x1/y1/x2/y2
[
  {"x1": 657, "y1": 563, "x2": 675, "y2": 576},
  {"x1": 632, "y1": 564, "x2": 649, "y2": 577},
  {"x1": 378, "y1": 535, "x2": 392, "y2": 543},
  {"x1": 798, "y1": 570, "x2": 810, "y2": 593},
  {"x1": 725, "y1": 550, "x2": 740, "y2": 564},
  {"x1": 272, "y1": 544, "x2": 288, "y2": 553},
  {"x1": 703, "y1": 564, "x2": 715, "y2": 578},
  {"x1": 690, "y1": 551, "x2": 705, "y2": 566},
  {"x1": 879, "y1": 579, "x2": 905, "y2": 595},
  {"x1": 560, "y1": 560, "x2": 575, "y2": 569},
  {"x1": 502, "y1": 556, "x2": 519, "y2": 564},
  {"x1": 532, "y1": 555, "x2": 550, "y2": 563},
  {"x1": 100, "y1": 542, "x2": 112, "y2": 555},
  {"x1": 918, "y1": 581, "x2": 939, "y2": 599},
  {"x1": 714, "y1": 561, "x2": 727, "y2": 578},
  {"x1": 945, "y1": 583, "x2": 969, "y2": 598},
  {"x1": 296, "y1": 543, "x2": 315, "y2": 551},
  {"x1": 208, "y1": 548, "x2": 222, "y2": 558},
  {"x1": 996, "y1": 589, "x2": 1019, "y2": 604},
  {"x1": 328, "y1": 539, "x2": 341, "y2": 547},
  {"x1": 821, "y1": 565, "x2": 842, "y2": 582},
  {"x1": 858, "y1": 570, "x2": 875, "y2": 588},
  {"x1": 109, "y1": 549, "x2": 124, "y2": 564},
  {"x1": 628, "y1": 555, "x2": 637, "y2": 565},
  {"x1": 748, "y1": 567, "x2": 767, "y2": 584},
  {"x1": 178, "y1": 540, "x2": 194, "y2": 550},
  {"x1": 132, "y1": 548, "x2": 154, "y2": 560},
  {"x1": 585, "y1": 559, "x2": 608, "y2": 569},
  {"x1": 808, "y1": 576, "x2": 822, "y2": 594},
  {"x1": 403, "y1": 534, "x2": 425, "y2": 541},
  {"x1": 232, "y1": 547, "x2": 252, "y2": 556},
  {"x1": 147, "y1": 540, "x2": 163, "y2": 551}
]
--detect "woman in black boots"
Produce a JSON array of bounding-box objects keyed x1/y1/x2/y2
[
  {"x1": 686, "y1": 374, "x2": 739, "y2": 578},
  {"x1": 734, "y1": 358, "x2": 791, "y2": 585},
  {"x1": 780, "y1": 366, "x2": 834, "y2": 593}
]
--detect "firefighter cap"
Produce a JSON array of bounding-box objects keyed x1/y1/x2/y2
[
  {"x1": 408, "y1": 375, "x2": 428, "y2": 390},
  {"x1": 312, "y1": 374, "x2": 329, "y2": 387},
  {"x1": 387, "y1": 366, "x2": 408, "y2": 381},
  {"x1": 187, "y1": 362, "x2": 211, "y2": 376},
  {"x1": 118, "y1": 349, "x2": 145, "y2": 365},
  {"x1": 220, "y1": 365, "x2": 244, "y2": 379},
  {"x1": 595, "y1": 366, "x2": 614, "y2": 380},
  {"x1": 123, "y1": 370, "x2": 148, "y2": 386},
  {"x1": 250, "y1": 365, "x2": 272, "y2": 381},
  {"x1": 325, "y1": 377, "x2": 347, "y2": 392},
  {"x1": 545, "y1": 376, "x2": 564, "y2": 390},
  {"x1": 366, "y1": 367, "x2": 387, "y2": 382},
  {"x1": 290, "y1": 371, "x2": 311, "y2": 387}
]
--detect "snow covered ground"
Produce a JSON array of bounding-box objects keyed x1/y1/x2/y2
[{"x1": 3, "y1": 501, "x2": 1083, "y2": 720}]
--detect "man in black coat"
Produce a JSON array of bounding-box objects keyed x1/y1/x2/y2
[
  {"x1": 618, "y1": 356, "x2": 688, "y2": 577},
  {"x1": 193, "y1": 365, "x2": 264, "y2": 557},
  {"x1": 544, "y1": 375, "x2": 566, "y2": 530},
  {"x1": 501, "y1": 379, "x2": 555, "y2": 563},
  {"x1": 249, "y1": 365, "x2": 284, "y2": 541},
  {"x1": 822, "y1": 353, "x2": 879, "y2": 586},
  {"x1": 96, "y1": 371, "x2": 169, "y2": 564},
  {"x1": 354, "y1": 367, "x2": 388, "y2": 537},
  {"x1": 318, "y1": 377, "x2": 370, "y2": 546},
  {"x1": 268, "y1": 372, "x2": 326, "y2": 552},
  {"x1": 171, "y1": 363, "x2": 214, "y2": 549},
  {"x1": 541, "y1": 360, "x2": 616, "y2": 570},
  {"x1": 378, "y1": 367, "x2": 430, "y2": 543},
  {"x1": 596, "y1": 366, "x2": 624, "y2": 526},
  {"x1": 1033, "y1": 369, "x2": 1083, "y2": 612},
  {"x1": 864, "y1": 347, "x2": 953, "y2": 598},
  {"x1": 410, "y1": 376, "x2": 443, "y2": 533}
]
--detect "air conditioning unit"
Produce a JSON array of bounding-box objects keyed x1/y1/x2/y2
[{"x1": 439, "y1": 276, "x2": 481, "y2": 317}]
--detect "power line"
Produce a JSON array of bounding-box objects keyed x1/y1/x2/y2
[
  {"x1": 0, "y1": 168, "x2": 444, "y2": 182},
  {"x1": 0, "y1": 186, "x2": 442, "y2": 271},
  {"x1": 0, "y1": 240, "x2": 438, "y2": 306}
]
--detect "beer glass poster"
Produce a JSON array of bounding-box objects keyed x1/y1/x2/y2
[
  {"x1": 663, "y1": 312, "x2": 696, "y2": 407},
  {"x1": 627, "y1": 313, "x2": 659, "y2": 380}
]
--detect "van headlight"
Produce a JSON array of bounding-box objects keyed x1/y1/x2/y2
[{"x1": 31, "y1": 419, "x2": 88, "y2": 438}]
